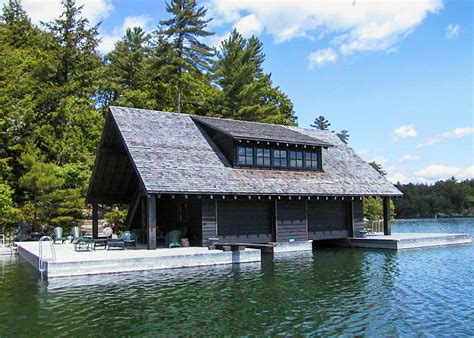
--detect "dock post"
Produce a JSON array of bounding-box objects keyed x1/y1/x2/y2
[
  {"x1": 383, "y1": 197, "x2": 391, "y2": 235},
  {"x1": 147, "y1": 194, "x2": 157, "y2": 250},
  {"x1": 92, "y1": 202, "x2": 99, "y2": 239}
]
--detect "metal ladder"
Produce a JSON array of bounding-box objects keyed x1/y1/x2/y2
[{"x1": 38, "y1": 236, "x2": 56, "y2": 273}]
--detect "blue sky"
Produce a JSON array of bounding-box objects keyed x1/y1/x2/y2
[{"x1": 9, "y1": 0, "x2": 473, "y2": 184}]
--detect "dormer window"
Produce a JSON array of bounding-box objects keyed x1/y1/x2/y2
[
  {"x1": 256, "y1": 148, "x2": 271, "y2": 166},
  {"x1": 273, "y1": 149, "x2": 288, "y2": 167},
  {"x1": 289, "y1": 151, "x2": 303, "y2": 168},
  {"x1": 238, "y1": 146, "x2": 253, "y2": 165}
]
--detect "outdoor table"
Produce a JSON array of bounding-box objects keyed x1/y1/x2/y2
[{"x1": 93, "y1": 237, "x2": 108, "y2": 250}]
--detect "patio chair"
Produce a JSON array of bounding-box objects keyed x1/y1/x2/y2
[
  {"x1": 70, "y1": 226, "x2": 82, "y2": 243},
  {"x1": 52, "y1": 227, "x2": 67, "y2": 244},
  {"x1": 166, "y1": 230, "x2": 182, "y2": 248},
  {"x1": 122, "y1": 231, "x2": 137, "y2": 249}
]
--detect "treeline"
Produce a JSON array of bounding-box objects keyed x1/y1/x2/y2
[
  {"x1": 0, "y1": 0, "x2": 297, "y2": 232},
  {"x1": 394, "y1": 178, "x2": 474, "y2": 218}
]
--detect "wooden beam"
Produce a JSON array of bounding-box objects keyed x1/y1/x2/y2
[
  {"x1": 125, "y1": 191, "x2": 142, "y2": 230},
  {"x1": 383, "y1": 197, "x2": 391, "y2": 235},
  {"x1": 147, "y1": 194, "x2": 157, "y2": 250},
  {"x1": 92, "y1": 202, "x2": 99, "y2": 239}
]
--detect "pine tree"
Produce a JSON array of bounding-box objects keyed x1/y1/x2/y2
[
  {"x1": 337, "y1": 130, "x2": 350, "y2": 144},
  {"x1": 0, "y1": 0, "x2": 36, "y2": 47},
  {"x1": 101, "y1": 27, "x2": 154, "y2": 108},
  {"x1": 214, "y1": 30, "x2": 296, "y2": 125},
  {"x1": 311, "y1": 115, "x2": 331, "y2": 130},
  {"x1": 158, "y1": 0, "x2": 214, "y2": 113},
  {"x1": 44, "y1": 0, "x2": 101, "y2": 95}
]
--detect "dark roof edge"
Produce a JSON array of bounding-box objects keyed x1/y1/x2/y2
[
  {"x1": 144, "y1": 190, "x2": 403, "y2": 197},
  {"x1": 191, "y1": 115, "x2": 333, "y2": 148}
]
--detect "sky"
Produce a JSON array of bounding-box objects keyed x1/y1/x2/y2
[{"x1": 6, "y1": 0, "x2": 473, "y2": 184}]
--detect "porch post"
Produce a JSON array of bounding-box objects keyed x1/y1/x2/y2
[
  {"x1": 92, "y1": 202, "x2": 99, "y2": 239},
  {"x1": 383, "y1": 197, "x2": 391, "y2": 235},
  {"x1": 147, "y1": 194, "x2": 157, "y2": 250},
  {"x1": 347, "y1": 201, "x2": 354, "y2": 237}
]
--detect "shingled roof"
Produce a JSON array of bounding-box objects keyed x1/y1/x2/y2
[
  {"x1": 192, "y1": 115, "x2": 332, "y2": 147},
  {"x1": 87, "y1": 106, "x2": 402, "y2": 201}
]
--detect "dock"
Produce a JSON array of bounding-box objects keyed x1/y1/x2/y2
[
  {"x1": 16, "y1": 242, "x2": 261, "y2": 278},
  {"x1": 337, "y1": 233, "x2": 472, "y2": 250}
]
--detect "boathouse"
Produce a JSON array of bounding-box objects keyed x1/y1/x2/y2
[{"x1": 86, "y1": 106, "x2": 402, "y2": 250}]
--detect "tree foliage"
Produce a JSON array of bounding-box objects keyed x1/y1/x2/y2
[
  {"x1": 311, "y1": 115, "x2": 331, "y2": 130},
  {"x1": 214, "y1": 30, "x2": 296, "y2": 124},
  {"x1": 0, "y1": 0, "x2": 301, "y2": 233},
  {"x1": 395, "y1": 178, "x2": 474, "y2": 218}
]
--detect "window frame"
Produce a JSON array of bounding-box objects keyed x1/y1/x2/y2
[
  {"x1": 289, "y1": 150, "x2": 304, "y2": 168},
  {"x1": 237, "y1": 146, "x2": 254, "y2": 166},
  {"x1": 273, "y1": 149, "x2": 288, "y2": 168},
  {"x1": 256, "y1": 147, "x2": 272, "y2": 167}
]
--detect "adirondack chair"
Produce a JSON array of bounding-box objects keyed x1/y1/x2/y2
[
  {"x1": 166, "y1": 230, "x2": 182, "y2": 248},
  {"x1": 70, "y1": 226, "x2": 82, "y2": 243},
  {"x1": 52, "y1": 227, "x2": 67, "y2": 244},
  {"x1": 122, "y1": 231, "x2": 137, "y2": 249}
]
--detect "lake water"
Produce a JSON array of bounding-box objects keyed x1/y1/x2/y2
[{"x1": 0, "y1": 219, "x2": 472, "y2": 336}]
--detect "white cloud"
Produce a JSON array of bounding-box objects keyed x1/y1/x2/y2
[
  {"x1": 445, "y1": 23, "x2": 460, "y2": 39},
  {"x1": 387, "y1": 171, "x2": 409, "y2": 184},
  {"x1": 234, "y1": 14, "x2": 264, "y2": 37},
  {"x1": 99, "y1": 15, "x2": 153, "y2": 54},
  {"x1": 393, "y1": 125, "x2": 417, "y2": 139},
  {"x1": 415, "y1": 164, "x2": 474, "y2": 181},
  {"x1": 0, "y1": 0, "x2": 114, "y2": 25},
  {"x1": 399, "y1": 154, "x2": 420, "y2": 162},
  {"x1": 206, "y1": 0, "x2": 442, "y2": 56},
  {"x1": 308, "y1": 48, "x2": 337, "y2": 70},
  {"x1": 417, "y1": 126, "x2": 474, "y2": 147}
]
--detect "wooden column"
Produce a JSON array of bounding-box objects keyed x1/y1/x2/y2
[
  {"x1": 92, "y1": 202, "x2": 99, "y2": 239},
  {"x1": 141, "y1": 197, "x2": 147, "y2": 244},
  {"x1": 383, "y1": 197, "x2": 391, "y2": 235},
  {"x1": 147, "y1": 194, "x2": 157, "y2": 250},
  {"x1": 347, "y1": 201, "x2": 354, "y2": 237}
]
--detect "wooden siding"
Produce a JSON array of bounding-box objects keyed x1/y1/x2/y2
[
  {"x1": 195, "y1": 122, "x2": 235, "y2": 164},
  {"x1": 201, "y1": 199, "x2": 217, "y2": 246},
  {"x1": 276, "y1": 200, "x2": 308, "y2": 242},
  {"x1": 217, "y1": 200, "x2": 272, "y2": 236},
  {"x1": 307, "y1": 200, "x2": 348, "y2": 232}
]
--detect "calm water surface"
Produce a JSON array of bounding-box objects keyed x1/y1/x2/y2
[{"x1": 0, "y1": 219, "x2": 473, "y2": 336}]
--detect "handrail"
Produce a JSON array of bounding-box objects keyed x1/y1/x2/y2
[{"x1": 38, "y1": 236, "x2": 56, "y2": 273}]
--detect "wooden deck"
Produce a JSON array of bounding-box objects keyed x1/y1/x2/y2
[{"x1": 336, "y1": 232, "x2": 472, "y2": 250}]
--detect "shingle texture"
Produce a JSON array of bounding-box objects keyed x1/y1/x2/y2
[
  {"x1": 109, "y1": 106, "x2": 402, "y2": 197},
  {"x1": 192, "y1": 115, "x2": 332, "y2": 147}
]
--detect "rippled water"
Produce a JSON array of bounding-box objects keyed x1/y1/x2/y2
[{"x1": 0, "y1": 219, "x2": 473, "y2": 336}]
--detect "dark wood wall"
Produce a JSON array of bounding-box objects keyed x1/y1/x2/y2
[
  {"x1": 217, "y1": 200, "x2": 272, "y2": 236},
  {"x1": 201, "y1": 199, "x2": 217, "y2": 246},
  {"x1": 275, "y1": 200, "x2": 308, "y2": 242},
  {"x1": 195, "y1": 123, "x2": 235, "y2": 164},
  {"x1": 307, "y1": 200, "x2": 348, "y2": 232},
  {"x1": 198, "y1": 197, "x2": 366, "y2": 245}
]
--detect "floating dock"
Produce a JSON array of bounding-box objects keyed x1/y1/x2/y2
[
  {"x1": 16, "y1": 242, "x2": 261, "y2": 278},
  {"x1": 337, "y1": 233, "x2": 472, "y2": 250}
]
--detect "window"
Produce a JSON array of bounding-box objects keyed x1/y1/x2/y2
[
  {"x1": 238, "y1": 147, "x2": 254, "y2": 165},
  {"x1": 305, "y1": 151, "x2": 318, "y2": 169},
  {"x1": 256, "y1": 148, "x2": 271, "y2": 166},
  {"x1": 273, "y1": 149, "x2": 287, "y2": 167},
  {"x1": 289, "y1": 151, "x2": 303, "y2": 168}
]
